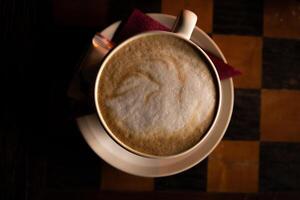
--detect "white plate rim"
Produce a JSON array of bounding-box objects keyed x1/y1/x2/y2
[{"x1": 76, "y1": 13, "x2": 234, "y2": 177}]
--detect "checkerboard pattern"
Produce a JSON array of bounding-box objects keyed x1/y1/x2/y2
[
  {"x1": 48, "y1": 0, "x2": 300, "y2": 194},
  {"x1": 90, "y1": 0, "x2": 300, "y2": 193}
]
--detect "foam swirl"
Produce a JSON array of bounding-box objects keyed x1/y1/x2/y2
[
  {"x1": 106, "y1": 55, "x2": 214, "y2": 135},
  {"x1": 98, "y1": 34, "x2": 217, "y2": 155}
]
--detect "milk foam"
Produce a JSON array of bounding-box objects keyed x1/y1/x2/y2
[{"x1": 98, "y1": 34, "x2": 217, "y2": 155}]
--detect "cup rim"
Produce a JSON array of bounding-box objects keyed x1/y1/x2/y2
[{"x1": 94, "y1": 31, "x2": 223, "y2": 159}]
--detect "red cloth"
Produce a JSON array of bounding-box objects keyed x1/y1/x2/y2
[
  {"x1": 112, "y1": 9, "x2": 241, "y2": 80},
  {"x1": 205, "y1": 52, "x2": 242, "y2": 80},
  {"x1": 112, "y1": 9, "x2": 170, "y2": 43}
]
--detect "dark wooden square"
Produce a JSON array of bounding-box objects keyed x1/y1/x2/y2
[
  {"x1": 213, "y1": 0, "x2": 263, "y2": 35},
  {"x1": 155, "y1": 159, "x2": 207, "y2": 191},
  {"x1": 224, "y1": 89, "x2": 260, "y2": 140},
  {"x1": 260, "y1": 142, "x2": 300, "y2": 191},
  {"x1": 107, "y1": 0, "x2": 162, "y2": 23},
  {"x1": 263, "y1": 38, "x2": 300, "y2": 89}
]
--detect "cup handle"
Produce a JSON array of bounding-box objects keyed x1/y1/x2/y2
[{"x1": 172, "y1": 10, "x2": 197, "y2": 40}]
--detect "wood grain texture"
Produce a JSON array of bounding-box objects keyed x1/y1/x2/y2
[
  {"x1": 40, "y1": 190, "x2": 300, "y2": 200},
  {"x1": 264, "y1": 0, "x2": 300, "y2": 39},
  {"x1": 213, "y1": 34, "x2": 262, "y2": 89},
  {"x1": 261, "y1": 89, "x2": 300, "y2": 142},
  {"x1": 207, "y1": 141, "x2": 259, "y2": 192},
  {"x1": 263, "y1": 38, "x2": 300, "y2": 89},
  {"x1": 225, "y1": 89, "x2": 260, "y2": 140},
  {"x1": 2, "y1": 0, "x2": 300, "y2": 197},
  {"x1": 155, "y1": 159, "x2": 207, "y2": 191},
  {"x1": 101, "y1": 163, "x2": 154, "y2": 191},
  {"x1": 1, "y1": 0, "x2": 101, "y2": 199},
  {"x1": 1, "y1": 0, "x2": 41, "y2": 199},
  {"x1": 107, "y1": 0, "x2": 161, "y2": 24},
  {"x1": 260, "y1": 142, "x2": 300, "y2": 191},
  {"x1": 213, "y1": 0, "x2": 263, "y2": 35}
]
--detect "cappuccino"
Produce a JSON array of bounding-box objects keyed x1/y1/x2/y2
[{"x1": 97, "y1": 34, "x2": 217, "y2": 156}]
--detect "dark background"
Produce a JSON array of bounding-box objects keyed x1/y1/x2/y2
[{"x1": 1, "y1": 0, "x2": 300, "y2": 199}]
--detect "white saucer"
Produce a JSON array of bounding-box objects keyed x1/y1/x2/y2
[{"x1": 76, "y1": 13, "x2": 234, "y2": 177}]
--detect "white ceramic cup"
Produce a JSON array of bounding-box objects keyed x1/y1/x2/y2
[{"x1": 94, "y1": 10, "x2": 222, "y2": 159}]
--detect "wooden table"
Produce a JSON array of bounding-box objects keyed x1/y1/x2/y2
[{"x1": 1, "y1": 0, "x2": 300, "y2": 199}]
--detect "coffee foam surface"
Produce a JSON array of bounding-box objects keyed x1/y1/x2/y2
[{"x1": 98, "y1": 34, "x2": 217, "y2": 156}]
